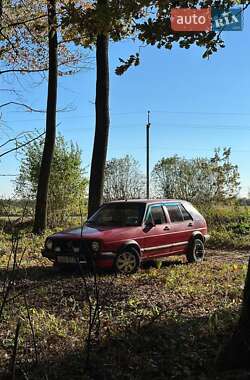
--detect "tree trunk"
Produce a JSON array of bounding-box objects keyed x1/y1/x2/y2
[
  {"x1": 33, "y1": 0, "x2": 57, "y2": 234},
  {"x1": 88, "y1": 32, "x2": 109, "y2": 218},
  {"x1": 216, "y1": 256, "x2": 250, "y2": 370}
]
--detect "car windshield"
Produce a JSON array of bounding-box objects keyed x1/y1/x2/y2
[{"x1": 87, "y1": 203, "x2": 146, "y2": 227}]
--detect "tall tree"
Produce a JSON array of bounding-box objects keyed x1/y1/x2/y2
[
  {"x1": 88, "y1": 21, "x2": 110, "y2": 216},
  {"x1": 83, "y1": 0, "x2": 146, "y2": 216},
  {"x1": 33, "y1": 0, "x2": 58, "y2": 233},
  {"x1": 62, "y1": 1, "x2": 152, "y2": 217}
]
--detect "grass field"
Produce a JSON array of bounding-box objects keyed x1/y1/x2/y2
[
  {"x1": 0, "y1": 228, "x2": 249, "y2": 380},
  {"x1": 1, "y1": 204, "x2": 250, "y2": 379}
]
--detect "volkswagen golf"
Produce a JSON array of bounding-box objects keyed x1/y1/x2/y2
[{"x1": 42, "y1": 199, "x2": 209, "y2": 274}]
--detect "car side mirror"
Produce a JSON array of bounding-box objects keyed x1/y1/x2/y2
[{"x1": 144, "y1": 221, "x2": 155, "y2": 229}]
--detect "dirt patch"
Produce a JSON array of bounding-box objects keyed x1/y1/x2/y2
[{"x1": 206, "y1": 249, "x2": 249, "y2": 264}]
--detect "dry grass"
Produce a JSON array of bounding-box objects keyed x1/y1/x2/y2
[{"x1": 0, "y1": 230, "x2": 249, "y2": 379}]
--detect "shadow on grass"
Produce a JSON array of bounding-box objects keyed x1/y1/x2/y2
[
  {"x1": 0, "y1": 264, "x2": 60, "y2": 282},
  {"x1": 0, "y1": 263, "x2": 113, "y2": 282},
  {"x1": 0, "y1": 257, "x2": 186, "y2": 282},
  {"x1": 15, "y1": 308, "x2": 250, "y2": 380}
]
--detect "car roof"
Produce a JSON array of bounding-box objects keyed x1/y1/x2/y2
[{"x1": 106, "y1": 199, "x2": 187, "y2": 205}]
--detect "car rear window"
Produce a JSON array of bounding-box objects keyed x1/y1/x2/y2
[
  {"x1": 179, "y1": 204, "x2": 193, "y2": 221},
  {"x1": 165, "y1": 204, "x2": 183, "y2": 223},
  {"x1": 184, "y1": 202, "x2": 203, "y2": 221}
]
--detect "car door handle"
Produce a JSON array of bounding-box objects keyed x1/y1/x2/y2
[
  {"x1": 188, "y1": 222, "x2": 193, "y2": 227},
  {"x1": 164, "y1": 226, "x2": 170, "y2": 231}
]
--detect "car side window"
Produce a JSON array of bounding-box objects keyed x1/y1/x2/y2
[
  {"x1": 166, "y1": 205, "x2": 183, "y2": 223},
  {"x1": 179, "y1": 204, "x2": 193, "y2": 221},
  {"x1": 146, "y1": 205, "x2": 166, "y2": 225}
]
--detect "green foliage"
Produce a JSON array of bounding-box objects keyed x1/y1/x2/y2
[
  {"x1": 200, "y1": 204, "x2": 250, "y2": 227},
  {"x1": 230, "y1": 222, "x2": 250, "y2": 235},
  {"x1": 152, "y1": 148, "x2": 240, "y2": 203},
  {"x1": 60, "y1": 0, "x2": 239, "y2": 75},
  {"x1": 115, "y1": 53, "x2": 140, "y2": 75},
  {"x1": 114, "y1": 0, "x2": 240, "y2": 74},
  {"x1": 200, "y1": 204, "x2": 250, "y2": 250},
  {"x1": 15, "y1": 134, "x2": 88, "y2": 226},
  {"x1": 104, "y1": 155, "x2": 145, "y2": 201}
]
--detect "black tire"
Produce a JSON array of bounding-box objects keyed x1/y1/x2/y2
[
  {"x1": 186, "y1": 238, "x2": 205, "y2": 263},
  {"x1": 114, "y1": 247, "x2": 140, "y2": 274}
]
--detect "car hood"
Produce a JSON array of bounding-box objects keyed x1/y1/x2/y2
[{"x1": 50, "y1": 224, "x2": 138, "y2": 241}]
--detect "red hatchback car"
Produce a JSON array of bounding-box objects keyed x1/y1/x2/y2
[{"x1": 42, "y1": 200, "x2": 209, "y2": 274}]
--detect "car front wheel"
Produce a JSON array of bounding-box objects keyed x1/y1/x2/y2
[
  {"x1": 187, "y1": 238, "x2": 205, "y2": 263},
  {"x1": 114, "y1": 247, "x2": 140, "y2": 274}
]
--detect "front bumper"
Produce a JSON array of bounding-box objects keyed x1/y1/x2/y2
[{"x1": 42, "y1": 249, "x2": 116, "y2": 269}]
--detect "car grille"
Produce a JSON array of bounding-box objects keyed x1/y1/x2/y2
[{"x1": 52, "y1": 238, "x2": 89, "y2": 256}]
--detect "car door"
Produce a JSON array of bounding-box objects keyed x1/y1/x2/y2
[
  {"x1": 164, "y1": 203, "x2": 193, "y2": 255},
  {"x1": 141, "y1": 204, "x2": 172, "y2": 259}
]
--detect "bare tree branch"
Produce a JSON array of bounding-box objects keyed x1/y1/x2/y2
[
  {"x1": 0, "y1": 102, "x2": 74, "y2": 116},
  {"x1": 0, "y1": 30, "x2": 19, "y2": 60},
  {"x1": 0, "y1": 102, "x2": 45, "y2": 113},
  {"x1": 9, "y1": 319, "x2": 21, "y2": 380},
  {"x1": 0, "y1": 68, "x2": 48, "y2": 74},
  {"x1": 0, "y1": 131, "x2": 45, "y2": 158},
  {"x1": 0, "y1": 174, "x2": 17, "y2": 176},
  {"x1": 2, "y1": 13, "x2": 46, "y2": 29},
  {"x1": 0, "y1": 88, "x2": 20, "y2": 96},
  {"x1": 0, "y1": 57, "x2": 82, "y2": 75},
  {"x1": 0, "y1": 131, "x2": 35, "y2": 149}
]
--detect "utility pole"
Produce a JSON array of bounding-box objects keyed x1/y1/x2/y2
[{"x1": 146, "y1": 110, "x2": 151, "y2": 199}]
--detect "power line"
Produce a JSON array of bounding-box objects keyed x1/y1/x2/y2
[
  {"x1": 4, "y1": 109, "x2": 250, "y2": 123},
  {"x1": 7, "y1": 109, "x2": 250, "y2": 116},
  {"x1": 4, "y1": 121, "x2": 250, "y2": 131},
  {"x1": 65, "y1": 124, "x2": 250, "y2": 130},
  {"x1": 152, "y1": 110, "x2": 250, "y2": 116}
]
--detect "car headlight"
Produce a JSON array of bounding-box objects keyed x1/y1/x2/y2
[
  {"x1": 91, "y1": 241, "x2": 100, "y2": 252},
  {"x1": 46, "y1": 239, "x2": 53, "y2": 250}
]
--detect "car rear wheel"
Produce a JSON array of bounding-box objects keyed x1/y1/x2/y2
[
  {"x1": 114, "y1": 247, "x2": 140, "y2": 274},
  {"x1": 186, "y1": 238, "x2": 205, "y2": 263}
]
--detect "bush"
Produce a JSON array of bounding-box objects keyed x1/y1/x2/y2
[
  {"x1": 15, "y1": 134, "x2": 88, "y2": 227},
  {"x1": 199, "y1": 204, "x2": 250, "y2": 250}
]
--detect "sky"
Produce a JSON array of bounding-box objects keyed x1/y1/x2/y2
[{"x1": 1, "y1": 7, "x2": 250, "y2": 198}]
